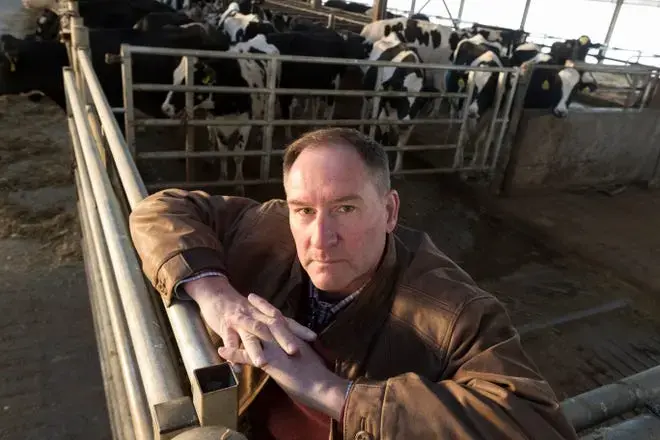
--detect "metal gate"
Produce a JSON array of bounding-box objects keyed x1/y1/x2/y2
[{"x1": 114, "y1": 44, "x2": 520, "y2": 191}]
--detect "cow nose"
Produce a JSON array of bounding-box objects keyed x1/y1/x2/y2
[{"x1": 553, "y1": 108, "x2": 567, "y2": 118}]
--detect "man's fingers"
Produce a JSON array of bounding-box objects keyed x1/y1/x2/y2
[
  {"x1": 237, "y1": 328, "x2": 266, "y2": 367},
  {"x1": 285, "y1": 317, "x2": 317, "y2": 341},
  {"x1": 232, "y1": 312, "x2": 272, "y2": 341},
  {"x1": 247, "y1": 293, "x2": 280, "y2": 317},
  {"x1": 218, "y1": 347, "x2": 252, "y2": 366},
  {"x1": 221, "y1": 327, "x2": 240, "y2": 349}
]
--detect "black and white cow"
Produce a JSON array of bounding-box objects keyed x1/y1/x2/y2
[
  {"x1": 0, "y1": 27, "x2": 228, "y2": 123},
  {"x1": 132, "y1": 11, "x2": 194, "y2": 32},
  {"x1": 161, "y1": 30, "x2": 355, "y2": 181},
  {"x1": 447, "y1": 38, "x2": 597, "y2": 119},
  {"x1": 161, "y1": 33, "x2": 277, "y2": 183},
  {"x1": 361, "y1": 32, "x2": 435, "y2": 172},
  {"x1": 445, "y1": 34, "x2": 504, "y2": 118},
  {"x1": 211, "y1": 1, "x2": 277, "y2": 43},
  {"x1": 550, "y1": 35, "x2": 601, "y2": 64}
]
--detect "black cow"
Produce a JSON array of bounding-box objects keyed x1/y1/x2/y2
[
  {"x1": 32, "y1": 0, "x2": 177, "y2": 40},
  {"x1": 0, "y1": 27, "x2": 229, "y2": 123},
  {"x1": 132, "y1": 11, "x2": 193, "y2": 32},
  {"x1": 550, "y1": 35, "x2": 602, "y2": 64}
]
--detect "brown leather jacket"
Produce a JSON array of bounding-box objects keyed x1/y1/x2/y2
[{"x1": 129, "y1": 189, "x2": 578, "y2": 440}]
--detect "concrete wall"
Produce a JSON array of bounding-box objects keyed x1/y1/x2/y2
[{"x1": 503, "y1": 109, "x2": 660, "y2": 194}]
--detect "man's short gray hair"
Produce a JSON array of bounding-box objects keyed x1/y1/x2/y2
[{"x1": 282, "y1": 128, "x2": 391, "y2": 193}]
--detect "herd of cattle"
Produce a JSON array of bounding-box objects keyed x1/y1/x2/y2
[{"x1": 1, "y1": 0, "x2": 603, "y2": 178}]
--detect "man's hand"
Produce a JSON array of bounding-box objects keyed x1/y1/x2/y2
[
  {"x1": 184, "y1": 275, "x2": 317, "y2": 367},
  {"x1": 219, "y1": 295, "x2": 351, "y2": 421}
]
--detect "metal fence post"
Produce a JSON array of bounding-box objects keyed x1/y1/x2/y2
[
  {"x1": 261, "y1": 58, "x2": 279, "y2": 180},
  {"x1": 327, "y1": 13, "x2": 336, "y2": 29},
  {"x1": 453, "y1": 70, "x2": 476, "y2": 169},
  {"x1": 475, "y1": 71, "x2": 506, "y2": 169},
  {"x1": 120, "y1": 44, "x2": 137, "y2": 162},
  {"x1": 368, "y1": 67, "x2": 384, "y2": 139},
  {"x1": 184, "y1": 55, "x2": 196, "y2": 183},
  {"x1": 489, "y1": 65, "x2": 529, "y2": 195}
]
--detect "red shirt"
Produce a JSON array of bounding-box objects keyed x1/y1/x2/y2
[{"x1": 247, "y1": 340, "x2": 339, "y2": 440}]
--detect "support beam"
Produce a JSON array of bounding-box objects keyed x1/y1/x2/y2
[
  {"x1": 457, "y1": 0, "x2": 466, "y2": 22},
  {"x1": 598, "y1": 0, "x2": 625, "y2": 63},
  {"x1": 519, "y1": 0, "x2": 532, "y2": 30},
  {"x1": 371, "y1": 0, "x2": 387, "y2": 21},
  {"x1": 408, "y1": 0, "x2": 416, "y2": 17}
]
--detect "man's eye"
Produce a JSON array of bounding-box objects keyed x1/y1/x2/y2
[
  {"x1": 296, "y1": 207, "x2": 314, "y2": 215},
  {"x1": 337, "y1": 205, "x2": 356, "y2": 213}
]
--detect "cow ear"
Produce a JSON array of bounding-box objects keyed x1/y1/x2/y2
[
  {"x1": 578, "y1": 35, "x2": 590, "y2": 46},
  {"x1": 1, "y1": 34, "x2": 20, "y2": 71},
  {"x1": 201, "y1": 65, "x2": 215, "y2": 85}
]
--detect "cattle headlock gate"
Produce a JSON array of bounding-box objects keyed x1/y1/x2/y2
[{"x1": 60, "y1": 11, "x2": 660, "y2": 440}]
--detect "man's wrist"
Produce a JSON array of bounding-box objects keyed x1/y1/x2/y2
[
  {"x1": 320, "y1": 376, "x2": 352, "y2": 421},
  {"x1": 184, "y1": 273, "x2": 233, "y2": 304}
]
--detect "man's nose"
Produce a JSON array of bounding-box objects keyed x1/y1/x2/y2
[{"x1": 310, "y1": 216, "x2": 337, "y2": 249}]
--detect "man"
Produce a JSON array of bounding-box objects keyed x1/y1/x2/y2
[{"x1": 129, "y1": 128, "x2": 577, "y2": 439}]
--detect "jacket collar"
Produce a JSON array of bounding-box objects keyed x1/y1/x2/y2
[{"x1": 317, "y1": 233, "x2": 401, "y2": 379}]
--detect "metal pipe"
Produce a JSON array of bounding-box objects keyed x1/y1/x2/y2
[
  {"x1": 79, "y1": 197, "x2": 135, "y2": 440},
  {"x1": 123, "y1": 44, "x2": 518, "y2": 72},
  {"x1": 477, "y1": 71, "x2": 507, "y2": 168},
  {"x1": 260, "y1": 59, "x2": 278, "y2": 180},
  {"x1": 145, "y1": 164, "x2": 493, "y2": 191},
  {"x1": 135, "y1": 117, "x2": 458, "y2": 127},
  {"x1": 72, "y1": 117, "x2": 152, "y2": 440},
  {"x1": 519, "y1": 0, "x2": 532, "y2": 30},
  {"x1": 453, "y1": 70, "x2": 476, "y2": 168},
  {"x1": 137, "y1": 143, "x2": 458, "y2": 160},
  {"x1": 184, "y1": 55, "x2": 196, "y2": 182},
  {"x1": 491, "y1": 69, "x2": 521, "y2": 172},
  {"x1": 75, "y1": 52, "x2": 223, "y2": 397},
  {"x1": 78, "y1": 49, "x2": 146, "y2": 207},
  {"x1": 561, "y1": 365, "x2": 660, "y2": 432},
  {"x1": 579, "y1": 414, "x2": 660, "y2": 439},
  {"x1": 64, "y1": 68, "x2": 184, "y2": 407},
  {"x1": 598, "y1": 0, "x2": 625, "y2": 64},
  {"x1": 457, "y1": 0, "x2": 465, "y2": 22},
  {"x1": 132, "y1": 83, "x2": 458, "y2": 98}
]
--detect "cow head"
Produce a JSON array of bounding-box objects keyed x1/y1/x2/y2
[
  {"x1": 161, "y1": 56, "x2": 218, "y2": 117},
  {"x1": 523, "y1": 57, "x2": 586, "y2": 118},
  {"x1": 550, "y1": 35, "x2": 602, "y2": 64},
  {"x1": 0, "y1": 35, "x2": 23, "y2": 96}
]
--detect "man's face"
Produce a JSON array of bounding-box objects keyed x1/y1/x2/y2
[{"x1": 284, "y1": 144, "x2": 399, "y2": 293}]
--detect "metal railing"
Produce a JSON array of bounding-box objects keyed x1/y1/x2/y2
[
  {"x1": 117, "y1": 43, "x2": 520, "y2": 190},
  {"x1": 64, "y1": 14, "x2": 245, "y2": 440}
]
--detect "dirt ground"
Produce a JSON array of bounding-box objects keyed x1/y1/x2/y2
[{"x1": 0, "y1": 95, "x2": 111, "y2": 439}]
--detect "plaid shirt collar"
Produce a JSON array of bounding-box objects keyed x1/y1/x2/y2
[{"x1": 305, "y1": 281, "x2": 367, "y2": 333}]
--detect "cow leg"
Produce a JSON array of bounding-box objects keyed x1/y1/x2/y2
[
  {"x1": 208, "y1": 126, "x2": 229, "y2": 181},
  {"x1": 393, "y1": 124, "x2": 414, "y2": 173},
  {"x1": 232, "y1": 121, "x2": 252, "y2": 195},
  {"x1": 359, "y1": 98, "x2": 371, "y2": 134}
]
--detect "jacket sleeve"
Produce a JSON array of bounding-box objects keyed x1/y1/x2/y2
[
  {"x1": 128, "y1": 188, "x2": 264, "y2": 305},
  {"x1": 341, "y1": 296, "x2": 577, "y2": 440}
]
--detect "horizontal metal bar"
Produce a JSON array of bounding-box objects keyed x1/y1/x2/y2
[
  {"x1": 579, "y1": 414, "x2": 660, "y2": 439},
  {"x1": 135, "y1": 117, "x2": 457, "y2": 127},
  {"x1": 122, "y1": 44, "x2": 519, "y2": 73},
  {"x1": 65, "y1": 68, "x2": 185, "y2": 406},
  {"x1": 137, "y1": 144, "x2": 457, "y2": 160},
  {"x1": 267, "y1": 0, "x2": 368, "y2": 25},
  {"x1": 112, "y1": 107, "x2": 125, "y2": 114},
  {"x1": 533, "y1": 62, "x2": 656, "y2": 74},
  {"x1": 144, "y1": 166, "x2": 485, "y2": 190},
  {"x1": 132, "y1": 83, "x2": 460, "y2": 98},
  {"x1": 561, "y1": 365, "x2": 660, "y2": 431}
]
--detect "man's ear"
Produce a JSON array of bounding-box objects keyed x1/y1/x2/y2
[{"x1": 385, "y1": 189, "x2": 399, "y2": 233}]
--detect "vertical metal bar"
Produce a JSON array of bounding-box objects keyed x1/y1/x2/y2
[
  {"x1": 327, "y1": 13, "x2": 336, "y2": 29},
  {"x1": 184, "y1": 55, "x2": 196, "y2": 183},
  {"x1": 261, "y1": 59, "x2": 278, "y2": 180},
  {"x1": 491, "y1": 70, "x2": 521, "y2": 171},
  {"x1": 369, "y1": 67, "x2": 384, "y2": 139},
  {"x1": 120, "y1": 44, "x2": 137, "y2": 161},
  {"x1": 457, "y1": 0, "x2": 466, "y2": 22},
  {"x1": 639, "y1": 70, "x2": 656, "y2": 109},
  {"x1": 453, "y1": 70, "x2": 476, "y2": 169},
  {"x1": 408, "y1": 0, "x2": 417, "y2": 17},
  {"x1": 476, "y1": 71, "x2": 506, "y2": 168},
  {"x1": 598, "y1": 0, "x2": 624, "y2": 64},
  {"x1": 519, "y1": 0, "x2": 532, "y2": 30}
]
